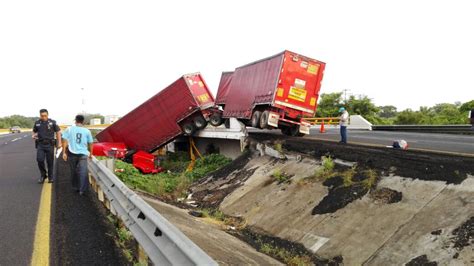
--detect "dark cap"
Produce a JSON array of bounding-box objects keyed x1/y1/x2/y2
[{"x1": 75, "y1": 114, "x2": 85, "y2": 124}]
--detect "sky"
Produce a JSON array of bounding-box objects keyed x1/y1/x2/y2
[{"x1": 0, "y1": 0, "x2": 473, "y2": 124}]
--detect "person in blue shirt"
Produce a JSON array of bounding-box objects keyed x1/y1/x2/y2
[{"x1": 62, "y1": 115, "x2": 94, "y2": 195}]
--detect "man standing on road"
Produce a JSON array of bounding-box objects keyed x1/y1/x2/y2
[
  {"x1": 339, "y1": 107, "x2": 349, "y2": 144},
  {"x1": 62, "y1": 115, "x2": 93, "y2": 196},
  {"x1": 32, "y1": 109, "x2": 61, "y2": 183}
]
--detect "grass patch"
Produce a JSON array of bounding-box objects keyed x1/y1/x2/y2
[
  {"x1": 233, "y1": 228, "x2": 331, "y2": 266},
  {"x1": 273, "y1": 142, "x2": 283, "y2": 153},
  {"x1": 202, "y1": 208, "x2": 226, "y2": 222},
  {"x1": 341, "y1": 167, "x2": 356, "y2": 187},
  {"x1": 271, "y1": 169, "x2": 292, "y2": 184},
  {"x1": 312, "y1": 156, "x2": 336, "y2": 180},
  {"x1": 199, "y1": 208, "x2": 247, "y2": 229},
  {"x1": 114, "y1": 153, "x2": 231, "y2": 199},
  {"x1": 301, "y1": 156, "x2": 380, "y2": 193},
  {"x1": 362, "y1": 169, "x2": 379, "y2": 189},
  {"x1": 258, "y1": 242, "x2": 312, "y2": 266},
  {"x1": 107, "y1": 214, "x2": 138, "y2": 264}
]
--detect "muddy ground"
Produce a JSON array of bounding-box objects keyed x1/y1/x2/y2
[{"x1": 250, "y1": 133, "x2": 474, "y2": 184}]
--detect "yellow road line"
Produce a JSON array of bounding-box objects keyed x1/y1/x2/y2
[{"x1": 31, "y1": 182, "x2": 52, "y2": 266}]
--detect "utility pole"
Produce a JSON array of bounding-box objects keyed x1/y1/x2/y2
[
  {"x1": 81, "y1": 88, "x2": 86, "y2": 115},
  {"x1": 342, "y1": 89, "x2": 350, "y2": 103}
]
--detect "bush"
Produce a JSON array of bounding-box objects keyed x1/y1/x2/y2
[
  {"x1": 272, "y1": 169, "x2": 291, "y2": 184},
  {"x1": 114, "y1": 153, "x2": 231, "y2": 198},
  {"x1": 312, "y1": 156, "x2": 336, "y2": 180}
]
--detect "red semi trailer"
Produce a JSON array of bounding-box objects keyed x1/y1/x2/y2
[
  {"x1": 214, "y1": 50, "x2": 326, "y2": 136},
  {"x1": 96, "y1": 73, "x2": 216, "y2": 153}
]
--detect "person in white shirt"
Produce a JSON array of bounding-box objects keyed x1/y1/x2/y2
[{"x1": 339, "y1": 107, "x2": 349, "y2": 144}]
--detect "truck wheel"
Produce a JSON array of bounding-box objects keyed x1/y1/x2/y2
[
  {"x1": 182, "y1": 123, "x2": 196, "y2": 135},
  {"x1": 281, "y1": 125, "x2": 300, "y2": 137},
  {"x1": 224, "y1": 119, "x2": 230, "y2": 129},
  {"x1": 209, "y1": 113, "x2": 223, "y2": 127},
  {"x1": 194, "y1": 116, "x2": 208, "y2": 129},
  {"x1": 259, "y1": 111, "x2": 270, "y2": 129},
  {"x1": 281, "y1": 127, "x2": 289, "y2": 136},
  {"x1": 251, "y1": 111, "x2": 262, "y2": 128}
]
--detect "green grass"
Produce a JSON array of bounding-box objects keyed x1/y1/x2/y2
[
  {"x1": 255, "y1": 238, "x2": 313, "y2": 266},
  {"x1": 312, "y1": 156, "x2": 336, "y2": 180},
  {"x1": 117, "y1": 227, "x2": 132, "y2": 242},
  {"x1": 272, "y1": 169, "x2": 291, "y2": 184},
  {"x1": 114, "y1": 153, "x2": 231, "y2": 199},
  {"x1": 107, "y1": 215, "x2": 136, "y2": 263},
  {"x1": 362, "y1": 169, "x2": 379, "y2": 189},
  {"x1": 341, "y1": 167, "x2": 356, "y2": 187},
  {"x1": 301, "y1": 156, "x2": 380, "y2": 191},
  {"x1": 202, "y1": 208, "x2": 226, "y2": 222},
  {"x1": 273, "y1": 142, "x2": 283, "y2": 153}
]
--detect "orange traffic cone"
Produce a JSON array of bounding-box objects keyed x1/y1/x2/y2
[{"x1": 320, "y1": 120, "x2": 326, "y2": 133}]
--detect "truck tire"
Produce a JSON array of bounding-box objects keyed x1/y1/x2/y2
[
  {"x1": 259, "y1": 110, "x2": 270, "y2": 129},
  {"x1": 182, "y1": 123, "x2": 196, "y2": 135},
  {"x1": 251, "y1": 111, "x2": 262, "y2": 128},
  {"x1": 224, "y1": 119, "x2": 230, "y2": 129},
  {"x1": 193, "y1": 116, "x2": 208, "y2": 129},
  {"x1": 289, "y1": 126, "x2": 299, "y2": 137},
  {"x1": 281, "y1": 125, "x2": 302, "y2": 137},
  {"x1": 281, "y1": 126, "x2": 290, "y2": 136},
  {"x1": 209, "y1": 113, "x2": 223, "y2": 127}
]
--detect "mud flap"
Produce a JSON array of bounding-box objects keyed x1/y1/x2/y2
[
  {"x1": 299, "y1": 123, "x2": 310, "y2": 135},
  {"x1": 268, "y1": 112, "x2": 279, "y2": 128}
]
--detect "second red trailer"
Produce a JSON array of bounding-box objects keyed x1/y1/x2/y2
[{"x1": 215, "y1": 50, "x2": 326, "y2": 136}]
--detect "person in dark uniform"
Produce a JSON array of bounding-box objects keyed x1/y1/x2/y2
[{"x1": 32, "y1": 109, "x2": 61, "y2": 183}]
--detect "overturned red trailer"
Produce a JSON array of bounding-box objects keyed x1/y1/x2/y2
[
  {"x1": 96, "y1": 73, "x2": 216, "y2": 154},
  {"x1": 214, "y1": 50, "x2": 326, "y2": 136}
]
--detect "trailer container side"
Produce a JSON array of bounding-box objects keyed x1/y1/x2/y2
[
  {"x1": 96, "y1": 73, "x2": 215, "y2": 152},
  {"x1": 216, "y1": 50, "x2": 325, "y2": 136},
  {"x1": 215, "y1": 71, "x2": 233, "y2": 106}
]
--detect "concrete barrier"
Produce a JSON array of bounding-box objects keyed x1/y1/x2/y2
[{"x1": 348, "y1": 115, "x2": 373, "y2": 130}]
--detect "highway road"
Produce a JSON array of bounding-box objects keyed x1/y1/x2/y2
[
  {"x1": 0, "y1": 133, "x2": 127, "y2": 265},
  {"x1": 250, "y1": 127, "x2": 474, "y2": 156},
  {"x1": 306, "y1": 128, "x2": 474, "y2": 156},
  {"x1": 0, "y1": 133, "x2": 41, "y2": 265}
]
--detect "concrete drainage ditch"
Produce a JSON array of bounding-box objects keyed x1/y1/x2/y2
[{"x1": 144, "y1": 135, "x2": 473, "y2": 265}]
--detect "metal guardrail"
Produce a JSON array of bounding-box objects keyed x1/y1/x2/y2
[
  {"x1": 371, "y1": 124, "x2": 474, "y2": 134},
  {"x1": 303, "y1": 117, "x2": 340, "y2": 125},
  {"x1": 88, "y1": 157, "x2": 218, "y2": 266}
]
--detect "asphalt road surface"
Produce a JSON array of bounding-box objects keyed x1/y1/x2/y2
[
  {"x1": 308, "y1": 128, "x2": 474, "y2": 155},
  {"x1": 0, "y1": 133, "x2": 41, "y2": 265},
  {"x1": 0, "y1": 133, "x2": 127, "y2": 265},
  {"x1": 250, "y1": 127, "x2": 474, "y2": 156}
]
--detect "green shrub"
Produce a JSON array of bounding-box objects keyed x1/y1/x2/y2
[
  {"x1": 114, "y1": 153, "x2": 231, "y2": 198},
  {"x1": 272, "y1": 169, "x2": 291, "y2": 184},
  {"x1": 313, "y1": 156, "x2": 336, "y2": 180}
]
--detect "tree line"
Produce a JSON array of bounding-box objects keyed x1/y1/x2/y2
[
  {"x1": 0, "y1": 115, "x2": 37, "y2": 129},
  {"x1": 0, "y1": 113, "x2": 105, "y2": 129},
  {"x1": 316, "y1": 92, "x2": 474, "y2": 125}
]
